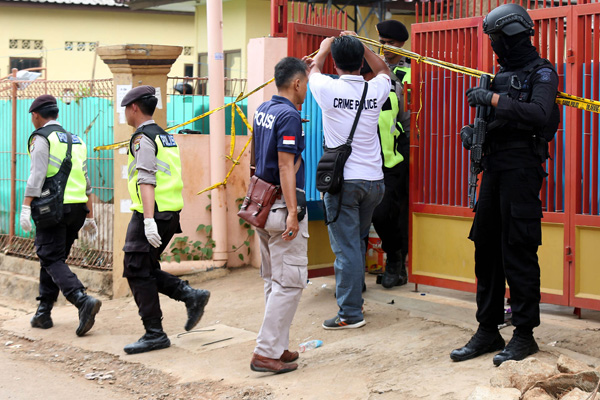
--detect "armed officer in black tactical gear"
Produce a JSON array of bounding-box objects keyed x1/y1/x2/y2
[{"x1": 450, "y1": 4, "x2": 559, "y2": 366}]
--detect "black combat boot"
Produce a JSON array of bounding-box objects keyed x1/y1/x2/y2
[
  {"x1": 381, "y1": 260, "x2": 401, "y2": 288},
  {"x1": 450, "y1": 325, "x2": 505, "y2": 362},
  {"x1": 30, "y1": 299, "x2": 54, "y2": 329},
  {"x1": 397, "y1": 261, "x2": 408, "y2": 286},
  {"x1": 492, "y1": 332, "x2": 539, "y2": 366},
  {"x1": 175, "y1": 281, "x2": 211, "y2": 331},
  {"x1": 66, "y1": 289, "x2": 102, "y2": 336},
  {"x1": 124, "y1": 317, "x2": 171, "y2": 355}
]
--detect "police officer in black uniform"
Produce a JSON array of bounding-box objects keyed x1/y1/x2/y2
[
  {"x1": 21, "y1": 94, "x2": 102, "y2": 336},
  {"x1": 450, "y1": 4, "x2": 559, "y2": 366},
  {"x1": 372, "y1": 19, "x2": 411, "y2": 288},
  {"x1": 121, "y1": 86, "x2": 210, "y2": 354}
]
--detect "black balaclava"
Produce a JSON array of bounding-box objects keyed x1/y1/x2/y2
[{"x1": 491, "y1": 32, "x2": 539, "y2": 69}]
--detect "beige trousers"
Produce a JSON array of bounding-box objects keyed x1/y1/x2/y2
[{"x1": 254, "y1": 199, "x2": 309, "y2": 359}]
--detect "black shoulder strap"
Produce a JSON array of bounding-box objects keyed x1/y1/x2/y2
[
  {"x1": 523, "y1": 58, "x2": 551, "y2": 74},
  {"x1": 130, "y1": 124, "x2": 160, "y2": 155},
  {"x1": 32, "y1": 124, "x2": 66, "y2": 138},
  {"x1": 29, "y1": 124, "x2": 66, "y2": 146},
  {"x1": 346, "y1": 82, "x2": 369, "y2": 146},
  {"x1": 65, "y1": 132, "x2": 72, "y2": 160},
  {"x1": 56, "y1": 132, "x2": 73, "y2": 177}
]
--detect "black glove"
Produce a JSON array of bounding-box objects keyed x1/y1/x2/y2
[
  {"x1": 460, "y1": 124, "x2": 475, "y2": 150},
  {"x1": 296, "y1": 189, "x2": 307, "y2": 222},
  {"x1": 465, "y1": 87, "x2": 494, "y2": 107}
]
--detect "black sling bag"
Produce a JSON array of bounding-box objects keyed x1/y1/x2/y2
[
  {"x1": 316, "y1": 82, "x2": 368, "y2": 225},
  {"x1": 31, "y1": 131, "x2": 73, "y2": 229}
]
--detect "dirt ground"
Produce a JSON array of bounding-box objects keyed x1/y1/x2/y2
[{"x1": 2, "y1": 267, "x2": 600, "y2": 400}]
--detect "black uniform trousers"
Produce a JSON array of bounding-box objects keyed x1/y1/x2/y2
[
  {"x1": 35, "y1": 203, "x2": 88, "y2": 302},
  {"x1": 372, "y1": 161, "x2": 408, "y2": 263},
  {"x1": 469, "y1": 166, "x2": 546, "y2": 332},
  {"x1": 372, "y1": 134, "x2": 410, "y2": 262},
  {"x1": 123, "y1": 211, "x2": 183, "y2": 320}
]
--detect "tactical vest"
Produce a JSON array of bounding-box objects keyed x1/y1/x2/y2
[
  {"x1": 28, "y1": 125, "x2": 88, "y2": 204},
  {"x1": 378, "y1": 88, "x2": 405, "y2": 169},
  {"x1": 488, "y1": 58, "x2": 559, "y2": 143},
  {"x1": 393, "y1": 66, "x2": 411, "y2": 85},
  {"x1": 127, "y1": 123, "x2": 184, "y2": 213}
]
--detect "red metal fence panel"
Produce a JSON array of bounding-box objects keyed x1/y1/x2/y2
[
  {"x1": 569, "y1": 3, "x2": 600, "y2": 311},
  {"x1": 410, "y1": 2, "x2": 600, "y2": 311},
  {"x1": 287, "y1": 2, "x2": 347, "y2": 75}
]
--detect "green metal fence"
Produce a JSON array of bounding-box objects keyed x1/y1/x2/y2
[
  {"x1": 166, "y1": 77, "x2": 248, "y2": 135},
  {"x1": 0, "y1": 76, "x2": 248, "y2": 271},
  {"x1": 0, "y1": 79, "x2": 114, "y2": 269}
]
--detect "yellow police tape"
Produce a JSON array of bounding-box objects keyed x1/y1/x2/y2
[
  {"x1": 92, "y1": 50, "x2": 325, "y2": 153},
  {"x1": 196, "y1": 104, "x2": 254, "y2": 195},
  {"x1": 94, "y1": 41, "x2": 600, "y2": 195},
  {"x1": 92, "y1": 77, "x2": 273, "y2": 152},
  {"x1": 355, "y1": 35, "x2": 600, "y2": 114}
]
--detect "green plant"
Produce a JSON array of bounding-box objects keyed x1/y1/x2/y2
[
  {"x1": 161, "y1": 195, "x2": 254, "y2": 263},
  {"x1": 162, "y1": 224, "x2": 215, "y2": 263}
]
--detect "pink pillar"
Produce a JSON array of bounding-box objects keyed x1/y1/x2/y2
[{"x1": 207, "y1": 0, "x2": 228, "y2": 262}]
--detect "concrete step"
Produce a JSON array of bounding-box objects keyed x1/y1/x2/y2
[
  {"x1": 0, "y1": 253, "x2": 40, "y2": 277},
  {"x1": 0, "y1": 269, "x2": 109, "y2": 307},
  {"x1": 0, "y1": 270, "x2": 47, "y2": 306},
  {"x1": 0, "y1": 254, "x2": 112, "y2": 298}
]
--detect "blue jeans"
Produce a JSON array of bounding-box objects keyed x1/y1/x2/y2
[{"x1": 324, "y1": 179, "x2": 384, "y2": 321}]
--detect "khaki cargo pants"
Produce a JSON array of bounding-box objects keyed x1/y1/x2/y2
[{"x1": 254, "y1": 199, "x2": 309, "y2": 359}]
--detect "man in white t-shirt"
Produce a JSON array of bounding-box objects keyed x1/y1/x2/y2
[{"x1": 306, "y1": 33, "x2": 391, "y2": 329}]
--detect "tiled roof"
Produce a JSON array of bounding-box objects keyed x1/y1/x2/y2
[{"x1": 4, "y1": 0, "x2": 127, "y2": 7}]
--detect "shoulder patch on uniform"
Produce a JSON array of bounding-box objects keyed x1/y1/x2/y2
[
  {"x1": 158, "y1": 134, "x2": 177, "y2": 148},
  {"x1": 29, "y1": 136, "x2": 36, "y2": 153},
  {"x1": 56, "y1": 132, "x2": 82, "y2": 144},
  {"x1": 132, "y1": 135, "x2": 142, "y2": 153},
  {"x1": 536, "y1": 68, "x2": 553, "y2": 83}
]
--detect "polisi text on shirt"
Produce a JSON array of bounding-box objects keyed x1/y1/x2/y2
[{"x1": 254, "y1": 111, "x2": 275, "y2": 130}]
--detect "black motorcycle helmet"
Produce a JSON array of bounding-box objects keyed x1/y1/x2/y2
[{"x1": 483, "y1": 3, "x2": 534, "y2": 40}]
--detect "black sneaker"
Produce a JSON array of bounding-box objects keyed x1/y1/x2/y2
[
  {"x1": 493, "y1": 334, "x2": 539, "y2": 366},
  {"x1": 322, "y1": 316, "x2": 366, "y2": 330}
]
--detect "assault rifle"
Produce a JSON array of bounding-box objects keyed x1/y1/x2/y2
[{"x1": 468, "y1": 74, "x2": 492, "y2": 208}]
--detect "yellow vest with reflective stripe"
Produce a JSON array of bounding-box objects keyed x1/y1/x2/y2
[
  {"x1": 127, "y1": 124, "x2": 184, "y2": 213},
  {"x1": 378, "y1": 91, "x2": 405, "y2": 169},
  {"x1": 28, "y1": 126, "x2": 88, "y2": 204}
]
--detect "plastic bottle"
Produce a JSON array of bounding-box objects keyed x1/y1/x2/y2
[{"x1": 298, "y1": 339, "x2": 323, "y2": 352}]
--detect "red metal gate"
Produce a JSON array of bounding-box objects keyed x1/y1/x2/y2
[
  {"x1": 410, "y1": 2, "x2": 600, "y2": 311},
  {"x1": 287, "y1": 1, "x2": 347, "y2": 74},
  {"x1": 568, "y1": 3, "x2": 600, "y2": 311}
]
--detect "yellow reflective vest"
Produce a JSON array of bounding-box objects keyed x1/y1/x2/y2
[
  {"x1": 378, "y1": 88, "x2": 405, "y2": 169},
  {"x1": 393, "y1": 65, "x2": 411, "y2": 85},
  {"x1": 28, "y1": 125, "x2": 88, "y2": 204},
  {"x1": 127, "y1": 124, "x2": 184, "y2": 213}
]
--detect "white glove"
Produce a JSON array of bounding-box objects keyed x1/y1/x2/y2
[
  {"x1": 20, "y1": 205, "x2": 32, "y2": 232},
  {"x1": 144, "y1": 218, "x2": 162, "y2": 248},
  {"x1": 82, "y1": 218, "x2": 98, "y2": 241}
]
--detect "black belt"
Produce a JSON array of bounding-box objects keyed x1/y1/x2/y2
[{"x1": 486, "y1": 140, "x2": 532, "y2": 154}]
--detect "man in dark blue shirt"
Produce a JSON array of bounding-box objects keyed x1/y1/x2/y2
[
  {"x1": 253, "y1": 95, "x2": 305, "y2": 191},
  {"x1": 250, "y1": 57, "x2": 309, "y2": 374}
]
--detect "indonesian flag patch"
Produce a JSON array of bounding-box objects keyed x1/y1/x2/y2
[{"x1": 282, "y1": 135, "x2": 296, "y2": 145}]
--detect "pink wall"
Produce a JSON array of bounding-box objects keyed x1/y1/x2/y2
[
  {"x1": 166, "y1": 38, "x2": 288, "y2": 270},
  {"x1": 246, "y1": 37, "x2": 287, "y2": 129},
  {"x1": 174, "y1": 133, "x2": 254, "y2": 268}
]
